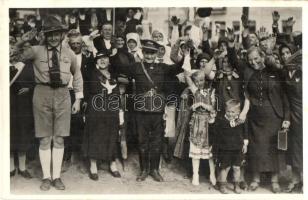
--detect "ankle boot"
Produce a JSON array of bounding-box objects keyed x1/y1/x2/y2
[
  {"x1": 136, "y1": 149, "x2": 149, "y2": 182},
  {"x1": 162, "y1": 138, "x2": 172, "y2": 163},
  {"x1": 149, "y1": 148, "x2": 164, "y2": 182}
]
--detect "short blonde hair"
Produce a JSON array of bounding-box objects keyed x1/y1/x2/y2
[
  {"x1": 225, "y1": 99, "x2": 241, "y2": 112},
  {"x1": 191, "y1": 70, "x2": 205, "y2": 83}
]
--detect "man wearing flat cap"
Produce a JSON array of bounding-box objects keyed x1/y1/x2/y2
[
  {"x1": 18, "y1": 15, "x2": 83, "y2": 191},
  {"x1": 111, "y1": 39, "x2": 189, "y2": 182}
]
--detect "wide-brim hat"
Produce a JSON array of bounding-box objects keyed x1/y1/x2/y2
[
  {"x1": 42, "y1": 15, "x2": 68, "y2": 34},
  {"x1": 141, "y1": 39, "x2": 161, "y2": 53}
]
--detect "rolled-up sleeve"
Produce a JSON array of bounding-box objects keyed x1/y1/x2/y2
[{"x1": 69, "y1": 50, "x2": 84, "y2": 99}]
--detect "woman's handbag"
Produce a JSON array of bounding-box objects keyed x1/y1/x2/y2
[{"x1": 277, "y1": 128, "x2": 288, "y2": 151}]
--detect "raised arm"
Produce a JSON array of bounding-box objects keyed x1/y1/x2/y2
[
  {"x1": 170, "y1": 38, "x2": 184, "y2": 64},
  {"x1": 109, "y1": 49, "x2": 136, "y2": 78}
]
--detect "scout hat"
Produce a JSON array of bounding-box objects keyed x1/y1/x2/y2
[
  {"x1": 42, "y1": 15, "x2": 68, "y2": 33},
  {"x1": 141, "y1": 39, "x2": 161, "y2": 53}
]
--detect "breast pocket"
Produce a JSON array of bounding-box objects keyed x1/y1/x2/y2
[
  {"x1": 59, "y1": 56, "x2": 72, "y2": 82},
  {"x1": 36, "y1": 59, "x2": 50, "y2": 74},
  {"x1": 60, "y1": 56, "x2": 71, "y2": 74}
]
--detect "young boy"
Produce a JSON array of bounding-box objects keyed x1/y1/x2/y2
[{"x1": 215, "y1": 99, "x2": 248, "y2": 194}]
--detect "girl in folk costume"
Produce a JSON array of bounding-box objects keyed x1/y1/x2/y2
[
  {"x1": 83, "y1": 50, "x2": 122, "y2": 181},
  {"x1": 185, "y1": 69, "x2": 217, "y2": 186},
  {"x1": 126, "y1": 32, "x2": 143, "y2": 62},
  {"x1": 174, "y1": 51, "x2": 216, "y2": 180}
]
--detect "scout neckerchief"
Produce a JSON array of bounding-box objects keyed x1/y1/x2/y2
[
  {"x1": 10, "y1": 62, "x2": 25, "y2": 86},
  {"x1": 98, "y1": 69, "x2": 117, "y2": 94}
]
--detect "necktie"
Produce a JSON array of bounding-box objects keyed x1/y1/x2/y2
[{"x1": 49, "y1": 48, "x2": 62, "y2": 88}]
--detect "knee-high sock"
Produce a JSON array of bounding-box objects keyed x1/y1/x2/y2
[
  {"x1": 18, "y1": 152, "x2": 26, "y2": 171},
  {"x1": 209, "y1": 158, "x2": 216, "y2": 185},
  {"x1": 192, "y1": 159, "x2": 200, "y2": 185},
  {"x1": 219, "y1": 167, "x2": 231, "y2": 183},
  {"x1": 39, "y1": 148, "x2": 51, "y2": 179},
  {"x1": 52, "y1": 147, "x2": 64, "y2": 179},
  {"x1": 192, "y1": 158, "x2": 200, "y2": 176},
  {"x1": 10, "y1": 154, "x2": 15, "y2": 172},
  {"x1": 110, "y1": 161, "x2": 118, "y2": 172},
  {"x1": 90, "y1": 159, "x2": 97, "y2": 174},
  {"x1": 233, "y1": 166, "x2": 241, "y2": 183}
]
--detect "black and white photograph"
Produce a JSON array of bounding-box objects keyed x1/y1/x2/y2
[{"x1": 1, "y1": 1, "x2": 306, "y2": 199}]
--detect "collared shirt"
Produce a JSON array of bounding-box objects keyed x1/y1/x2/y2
[
  {"x1": 29, "y1": 45, "x2": 83, "y2": 99},
  {"x1": 104, "y1": 39, "x2": 111, "y2": 49}
]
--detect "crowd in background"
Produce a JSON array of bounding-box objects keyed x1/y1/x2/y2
[{"x1": 9, "y1": 7, "x2": 302, "y2": 194}]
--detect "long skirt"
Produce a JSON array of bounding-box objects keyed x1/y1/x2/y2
[
  {"x1": 10, "y1": 92, "x2": 34, "y2": 152},
  {"x1": 248, "y1": 103, "x2": 286, "y2": 173},
  {"x1": 82, "y1": 96, "x2": 119, "y2": 161}
]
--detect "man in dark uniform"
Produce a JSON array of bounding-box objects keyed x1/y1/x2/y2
[{"x1": 110, "y1": 39, "x2": 188, "y2": 182}]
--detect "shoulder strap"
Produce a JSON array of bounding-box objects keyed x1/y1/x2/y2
[{"x1": 140, "y1": 61, "x2": 155, "y2": 87}]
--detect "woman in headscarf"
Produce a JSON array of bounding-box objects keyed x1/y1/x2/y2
[
  {"x1": 126, "y1": 32, "x2": 143, "y2": 62},
  {"x1": 151, "y1": 29, "x2": 173, "y2": 65}
]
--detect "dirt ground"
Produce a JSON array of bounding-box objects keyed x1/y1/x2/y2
[{"x1": 10, "y1": 150, "x2": 301, "y2": 195}]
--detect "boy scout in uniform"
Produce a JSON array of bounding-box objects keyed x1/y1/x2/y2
[{"x1": 20, "y1": 16, "x2": 83, "y2": 191}]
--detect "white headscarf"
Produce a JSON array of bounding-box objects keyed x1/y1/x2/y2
[
  {"x1": 126, "y1": 32, "x2": 143, "y2": 61},
  {"x1": 152, "y1": 29, "x2": 173, "y2": 65}
]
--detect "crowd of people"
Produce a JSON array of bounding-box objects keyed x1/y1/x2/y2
[{"x1": 9, "y1": 7, "x2": 302, "y2": 194}]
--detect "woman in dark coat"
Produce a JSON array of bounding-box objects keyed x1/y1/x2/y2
[
  {"x1": 83, "y1": 50, "x2": 121, "y2": 181},
  {"x1": 281, "y1": 48, "x2": 303, "y2": 192},
  {"x1": 245, "y1": 47, "x2": 290, "y2": 193},
  {"x1": 10, "y1": 47, "x2": 35, "y2": 179}
]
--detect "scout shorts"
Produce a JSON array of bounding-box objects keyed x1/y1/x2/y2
[{"x1": 33, "y1": 85, "x2": 71, "y2": 138}]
